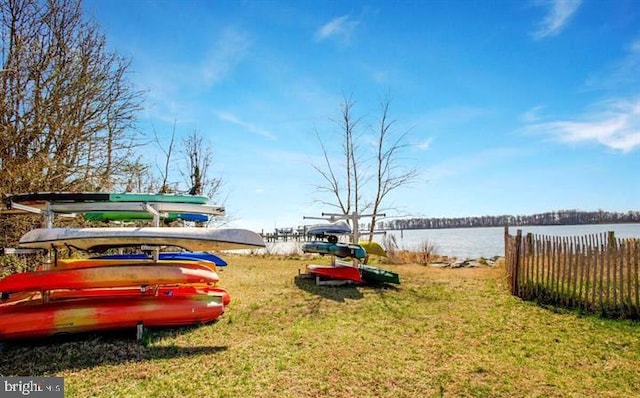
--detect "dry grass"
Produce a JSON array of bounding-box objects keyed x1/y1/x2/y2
[{"x1": 0, "y1": 255, "x2": 638, "y2": 397}]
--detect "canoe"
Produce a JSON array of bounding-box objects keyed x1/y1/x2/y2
[
  {"x1": 358, "y1": 241, "x2": 387, "y2": 257},
  {"x1": 84, "y1": 211, "x2": 209, "y2": 223},
  {"x1": 6, "y1": 192, "x2": 209, "y2": 205},
  {"x1": 91, "y1": 252, "x2": 227, "y2": 266},
  {"x1": 306, "y1": 220, "x2": 352, "y2": 236},
  {"x1": 359, "y1": 264, "x2": 400, "y2": 284},
  {"x1": 306, "y1": 264, "x2": 362, "y2": 283},
  {"x1": 0, "y1": 295, "x2": 224, "y2": 340},
  {"x1": 0, "y1": 265, "x2": 219, "y2": 294},
  {"x1": 18, "y1": 227, "x2": 266, "y2": 252},
  {"x1": 302, "y1": 241, "x2": 366, "y2": 259},
  {"x1": 49, "y1": 258, "x2": 219, "y2": 272}
]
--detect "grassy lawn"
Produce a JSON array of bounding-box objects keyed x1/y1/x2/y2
[{"x1": 1, "y1": 255, "x2": 638, "y2": 397}]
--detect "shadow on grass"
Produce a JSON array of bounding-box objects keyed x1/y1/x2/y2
[
  {"x1": 0, "y1": 326, "x2": 227, "y2": 375},
  {"x1": 294, "y1": 275, "x2": 364, "y2": 302}
]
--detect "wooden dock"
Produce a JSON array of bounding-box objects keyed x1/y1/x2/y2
[{"x1": 260, "y1": 227, "x2": 315, "y2": 243}]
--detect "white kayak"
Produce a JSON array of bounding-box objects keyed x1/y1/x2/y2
[{"x1": 18, "y1": 227, "x2": 266, "y2": 252}]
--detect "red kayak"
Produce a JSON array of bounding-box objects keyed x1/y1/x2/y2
[
  {"x1": 0, "y1": 294, "x2": 224, "y2": 340},
  {"x1": 47, "y1": 285, "x2": 231, "y2": 307},
  {"x1": 306, "y1": 264, "x2": 362, "y2": 283},
  {"x1": 0, "y1": 265, "x2": 219, "y2": 294},
  {"x1": 47, "y1": 258, "x2": 218, "y2": 272}
]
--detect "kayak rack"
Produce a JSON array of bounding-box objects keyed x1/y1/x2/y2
[
  {"x1": 1, "y1": 195, "x2": 227, "y2": 268},
  {"x1": 3, "y1": 200, "x2": 225, "y2": 228}
]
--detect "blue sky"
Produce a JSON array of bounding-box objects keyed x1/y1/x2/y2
[{"x1": 83, "y1": 0, "x2": 639, "y2": 231}]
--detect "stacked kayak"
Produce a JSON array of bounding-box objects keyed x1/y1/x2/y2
[
  {"x1": 306, "y1": 263, "x2": 363, "y2": 284},
  {"x1": 0, "y1": 295, "x2": 225, "y2": 340},
  {"x1": 301, "y1": 221, "x2": 400, "y2": 285},
  {"x1": 359, "y1": 264, "x2": 400, "y2": 285},
  {"x1": 0, "y1": 192, "x2": 266, "y2": 341},
  {"x1": 90, "y1": 251, "x2": 228, "y2": 266},
  {"x1": 302, "y1": 241, "x2": 367, "y2": 260}
]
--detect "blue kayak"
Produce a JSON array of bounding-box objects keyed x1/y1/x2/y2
[
  {"x1": 91, "y1": 251, "x2": 227, "y2": 266},
  {"x1": 302, "y1": 241, "x2": 366, "y2": 259}
]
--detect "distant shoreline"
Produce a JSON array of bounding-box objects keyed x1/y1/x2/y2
[
  {"x1": 379, "y1": 220, "x2": 640, "y2": 232},
  {"x1": 377, "y1": 210, "x2": 640, "y2": 231}
]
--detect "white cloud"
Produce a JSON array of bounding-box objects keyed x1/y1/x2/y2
[
  {"x1": 532, "y1": 0, "x2": 582, "y2": 40},
  {"x1": 315, "y1": 15, "x2": 359, "y2": 43},
  {"x1": 215, "y1": 111, "x2": 277, "y2": 140},
  {"x1": 520, "y1": 105, "x2": 546, "y2": 122},
  {"x1": 201, "y1": 28, "x2": 252, "y2": 86},
  {"x1": 415, "y1": 137, "x2": 434, "y2": 151},
  {"x1": 524, "y1": 99, "x2": 640, "y2": 152},
  {"x1": 585, "y1": 37, "x2": 640, "y2": 91}
]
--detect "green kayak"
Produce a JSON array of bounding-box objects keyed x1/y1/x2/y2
[{"x1": 359, "y1": 264, "x2": 400, "y2": 284}]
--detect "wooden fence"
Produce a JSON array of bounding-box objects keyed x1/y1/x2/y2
[{"x1": 504, "y1": 226, "x2": 639, "y2": 319}]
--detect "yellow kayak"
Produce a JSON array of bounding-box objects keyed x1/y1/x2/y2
[{"x1": 358, "y1": 241, "x2": 387, "y2": 257}]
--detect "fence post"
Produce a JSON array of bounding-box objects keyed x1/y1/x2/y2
[
  {"x1": 607, "y1": 231, "x2": 616, "y2": 250},
  {"x1": 514, "y1": 229, "x2": 522, "y2": 296}
]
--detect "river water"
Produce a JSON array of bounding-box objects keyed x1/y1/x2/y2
[
  {"x1": 379, "y1": 223, "x2": 640, "y2": 259},
  {"x1": 263, "y1": 223, "x2": 640, "y2": 259}
]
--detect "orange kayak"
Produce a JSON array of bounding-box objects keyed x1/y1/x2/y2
[
  {"x1": 0, "y1": 294, "x2": 224, "y2": 340},
  {"x1": 0, "y1": 265, "x2": 219, "y2": 294}
]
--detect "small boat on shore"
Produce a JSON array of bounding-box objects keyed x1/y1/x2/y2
[
  {"x1": 306, "y1": 220, "x2": 352, "y2": 237},
  {"x1": 91, "y1": 252, "x2": 228, "y2": 266},
  {"x1": 83, "y1": 211, "x2": 209, "y2": 223},
  {"x1": 50, "y1": 258, "x2": 219, "y2": 272},
  {"x1": 5, "y1": 191, "x2": 210, "y2": 205},
  {"x1": 306, "y1": 264, "x2": 362, "y2": 283},
  {"x1": 18, "y1": 227, "x2": 266, "y2": 252},
  {"x1": 302, "y1": 241, "x2": 366, "y2": 259},
  {"x1": 359, "y1": 264, "x2": 400, "y2": 284},
  {"x1": 0, "y1": 294, "x2": 224, "y2": 340},
  {"x1": 46, "y1": 285, "x2": 231, "y2": 307},
  {"x1": 0, "y1": 264, "x2": 219, "y2": 294},
  {"x1": 358, "y1": 241, "x2": 387, "y2": 257}
]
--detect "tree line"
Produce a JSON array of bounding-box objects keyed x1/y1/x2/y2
[{"x1": 378, "y1": 210, "x2": 640, "y2": 230}]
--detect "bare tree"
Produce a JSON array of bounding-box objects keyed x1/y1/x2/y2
[
  {"x1": 366, "y1": 97, "x2": 418, "y2": 241},
  {"x1": 313, "y1": 94, "x2": 417, "y2": 241},
  {"x1": 0, "y1": 0, "x2": 143, "y2": 196},
  {"x1": 181, "y1": 130, "x2": 223, "y2": 199},
  {"x1": 313, "y1": 96, "x2": 366, "y2": 215}
]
